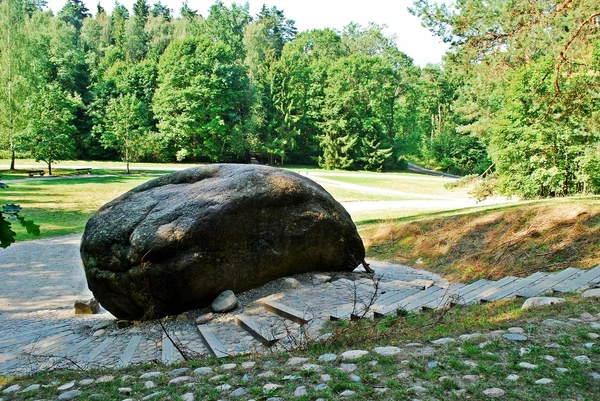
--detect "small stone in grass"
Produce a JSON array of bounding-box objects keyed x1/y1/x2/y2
[
  {"x1": 574, "y1": 355, "x2": 591, "y2": 364},
  {"x1": 341, "y1": 350, "x2": 369, "y2": 360},
  {"x1": 535, "y1": 378, "x2": 553, "y2": 385},
  {"x1": 483, "y1": 388, "x2": 505, "y2": 397},
  {"x1": 431, "y1": 337, "x2": 455, "y2": 345},
  {"x1": 506, "y1": 374, "x2": 519, "y2": 381},
  {"x1": 518, "y1": 362, "x2": 538, "y2": 369}
]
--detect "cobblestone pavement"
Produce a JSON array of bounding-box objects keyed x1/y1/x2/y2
[{"x1": 0, "y1": 234, "x2": 444, "y2": 376}]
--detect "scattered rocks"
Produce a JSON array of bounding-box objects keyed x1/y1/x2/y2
[
  {"x1": 556, "y1": 368, "x2": 569, "y2": 373},
  {"x1": 508, "y1": 327, "x2": 525, "y2": 333},
  {"x1": 407, "y1": 385, "x2": 427, "y2": 394},
  {"x1": 263, "y1": 383, "x2": 282, "y2": 391},
  {"x1": 459, "y1": 333, "x2": 483, "y2": 341},
  {"x1": 96, "y1": 375, "x2": 114, "y2": 383},
  {"x1": 58, "y1": 390, "x2": 81, "y2": 400},
  {"x1": 182, "y1": 393, "x2": 194, "y2": 401},
  {"x1": 118, "y1": 387, "x2": 132, "y2": 395},
  {"x1": 92, "y1": 320, "x2": 113, "y2": 331},
  {"x1": 57, "y1": 382, "x2": 75, "y2": 391},
  {"x1": 522, "y1": 297, "x2": 565, "y2": 309},
  {"x1": 140, "y1": 371, "x2": 161, "y2": 379},
  {"x1": 462, "y1": 375, "x2": 480, "y2": 382},
  {"x1": 195, "y1": 312, "x2": 214, "y2": 325},
  {"x1": 302, "y1": 363, "x2": 322, "y2": 372},
  {"x1": 215, "y1": 384, "x2": 232, "y2": 391},
  {"x1": 541, "y1": 319, "x2": 571, "y2": 328},
  {"x1": 2, "y1": 385, "x2": 20, "y2": 394},
  {"x1": 503, "y1": 333, "x2": 528, "y2": 341},
  {"x1": 231, "y1": 387, "x2": 248, "y2": 397},
  {"x1": 339, "y1": 363, "x2": 358, "y2": 372},
  {"x1": 582, "y1": 288, "x2": 600, "y2": 298},
  {"x1": 574, "y1": 355, "x2": 591, "y2": 364},
  {"x1": 373, "y1": 346, "x2": 402, "y2": 356},
  {"x1": 284, "y1": 278, "x2": 301, "y2": 288},
  {"x1": 535, "y1": 378, "x2": 553, "y2": 385},
  {"x1": 144, "y1": 381, "x2": 156, "y2": 389},
  {"x1": 242, "y1": 361, "x2": 256, "y2": 369},
  {"x1": 212, "y1": 290, "x2": 238, "y2": 313},
  {"x1": 168, "y1": 376, "x2": 191, "y2": 386},
  {"x1": 340, "y1": 390, "x2": 356, "y2": 397},
  {"x1": 518, "y1": 362, "x2": 538, "y2": 369},
  {"x1": 341, "y1": 350, "x2": 369, "y2": 360},
  {"x1": 222, "y1": 363, "x2": 237, "y2": 370},
  {"x1": 313, "y1": 274, "x2": 332, "y2": 283},
  {"x1": 193, "y1": 367, "x2": 213, "y2": 376},
  {"x1": 318, "y1": 353, "x2": 337, "y2": 362},
  {"x1": 431, "y1": 337, "x2": 455, "y2": 345},
  {"x1": 483, "y1": 388, "x2": 505, "y2": 398},
  {"x1": 22, "y1": 384, "x2": 40, "y2": 392},
  {"x1": 294, "y1": 386, "x2": 307, "y2": 397},
  {"x1": 506, "y1": 374, "x2": 520, "y2": 381},
  {"x1": 92, "y1": 329, "x2": 106, "y2": 337},
  {"x1": 287, "y1": 357, "x2": 309, "y2": 365},
  {"x1": 74, "y1": 298, "x2": 100, "y2": 314}
]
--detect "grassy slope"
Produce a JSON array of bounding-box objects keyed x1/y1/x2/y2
[{"x1": 362, "y1": 197, "x2": 600, "y2": 282}]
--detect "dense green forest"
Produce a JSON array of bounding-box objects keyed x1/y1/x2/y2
[{"x1": 0, "y1": 0, "x2": 599, "y2": 198}]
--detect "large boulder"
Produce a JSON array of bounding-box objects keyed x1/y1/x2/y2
[{"x1": 80, "y1": 164, "x2": 365, "y2": 320}]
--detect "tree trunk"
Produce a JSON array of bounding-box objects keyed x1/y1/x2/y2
[
  {"x1": 10, "y1": 146, "x2": 15, "y2": 170},
  {"x1": 48, "y1": 161, "x2": 52, "y2": 176}
]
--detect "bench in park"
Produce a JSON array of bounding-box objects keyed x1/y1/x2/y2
[
  {"x1": 26, "y1": 170, "x2": 45, "y2": 177},
  {"x1": 75, "y1": 168, "x2": 92, "y2": 175}
]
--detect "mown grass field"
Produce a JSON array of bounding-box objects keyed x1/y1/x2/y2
[{"x1": 0, "y1": 160, "x2": 467, "y2": 241}]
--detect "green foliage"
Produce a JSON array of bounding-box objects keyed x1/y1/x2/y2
[
  {"x1": 153, "y1": 35, "x2": 251, "y2": 162},
  {"x1": 98, "y1": 93, "x2": 151, "y2": 172},
  {"x1": 412, "y1": 0, "x2": 600, "y2": 197},
  {"x1": 19, "y1": 83, "x2": 81, "y2": 174}
]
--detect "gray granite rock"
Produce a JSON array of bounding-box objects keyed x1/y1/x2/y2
[
  {"x1": 318, "y1": 353, "x2": 337, "y2": 362},
  {"x1": 58, "y1": 390, "x2": 81, "y2": 400},
  {"x1": 582, "y1": 288, "x2": 600, "y2": 298},
  {"x1": 212, "y1": 290, "x2": 238, "y2": 313},
  {"x1": 341, "y1": 350, "x2": 369, "y2": 360},
  {"x1": 168, "y1": 368, "x2": 189, "y2": 377},
  {"x1": 483, "y1": 388, "x2": 504, "y2": 398},
  {"x1": 536, "y1": 378, "x2": 553, "y2": 384},
  {"x1": 193, "y1": 367, "x2": 213, "y2": 376},
  {"x1": 168, "y1": 376, "x2": 191, "y2": 386},
  {"x1": 373, "y1": 346, "x2": 402, "y2": 356},
  {"x1": 195, "y1": 312, "x2": 214, "y2": 324},
  {"x1": 522, "y1": 297, "x2": 565, "y2": 309},
  {"x1": 431, "y1": 337, "x2": 455, "y2": 345},
  {"x1": 294, "y1": 386, "x2": 307, "y2": 397},
  {"x1": 231, "y1": 387, "x2": 248, "y2": 397},
  {"x1": 503, "y1": 333, "x2": 528, "y2": 341}
]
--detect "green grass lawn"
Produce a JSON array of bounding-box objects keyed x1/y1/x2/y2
[
  {"x1": 1, "y1": 175, "x2": 155, "y2": 240},
  {"x1": 0, "y1": 160, "x2": 471, "y2": 242}
]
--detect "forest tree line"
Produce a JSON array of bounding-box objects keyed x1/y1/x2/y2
[{"x1": 0, "y1": 0, "x2": 599, "y2": 198}]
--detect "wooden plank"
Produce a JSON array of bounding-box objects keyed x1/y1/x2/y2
[
  {"x1": 0, "y1": 322, "x2": 70, "y2": 343},
  {"x1": 120, "y1": 335, "x2": 142, "y2": 366},
  {"x1": 461, "y1": 276, "x2": 520, "y2": 305},
  {"x1": 447, "y1": 279, "x2": 492, "y2": 304},
  {"x1": 421, "y1": 283, "x2": 467, "y2": 310},
  {"x1": 553, "y1": 265, "x2": 600, "y2": 293},
  {"x1": 402, "y1": 287, "x2": 447, "y2": 312},
  {"x1": 161, "y1": 333, "x2": 182, "y2": 364},
  {"x1": 0, "y1": 325, "x2": 72, "y2": 350},
  {"x1": 374, "y1": 286, "x2": 443, "y2": 318},
  {"x1": 517, "y1": 267, "x2": 582, "y2": 298},
  {"x1": 482, "y1": 272, "x2": 549, "y2": 302},
  {"x1": 85, "y1": 337, "x2": 115, "y2": 363},
  {"x1": 234, "y1": 314, "x2": 278, "y2": 346},
  {"x1": 55, "y1": 336, "x2": 96, "y2": 358},
  {"x1": 197, "y1": 325, "x2": 228, "y2": 358},
  {"x1": 264, "y1": 301, "x2": 310, "y2": 325}
]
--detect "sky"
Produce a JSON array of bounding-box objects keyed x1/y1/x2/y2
[{"x1": 45, "y1": 0, "x2": 449, "y2": 67}]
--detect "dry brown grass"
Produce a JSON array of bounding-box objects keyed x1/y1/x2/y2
[{"x1": 364, "y1": 199, "x2": 600, "y2": 282}]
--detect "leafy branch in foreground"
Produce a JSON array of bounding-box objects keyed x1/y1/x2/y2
[{"x1": 0, "y1": 203, "x2": 40, "y2": 248}]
